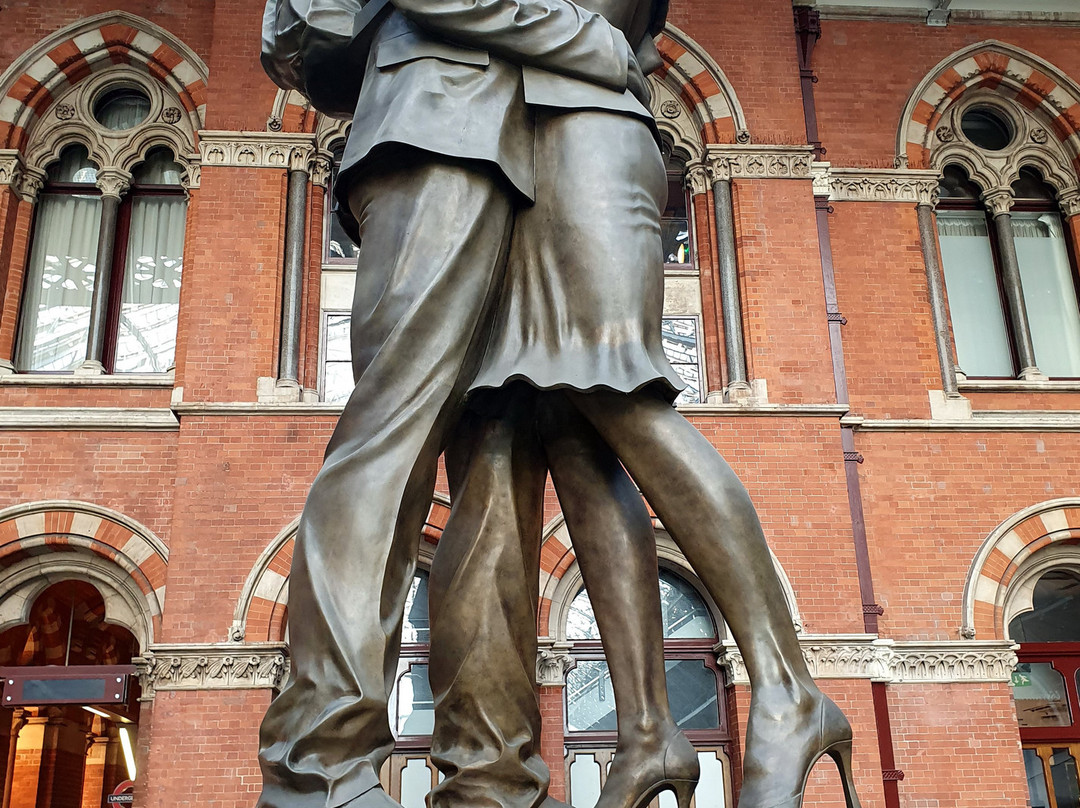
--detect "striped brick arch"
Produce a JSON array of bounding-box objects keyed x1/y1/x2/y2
[
  {"x1": 962, "y1": 499, "x2": 1080, "y2": 640},
  {"x1": 898, "y1": 41, "x2": 1080, "y2": 170},
  {"x1": 0, "y1": 501, "x2": 168, "y2": 651},
  {"x1": 0, "y1": 10, "x2": 208, "y2": 151},
  {"x1": 234, "y1": 497, "x2": 452, "y2": 643},
  {"x1": 654, "y1": 24, "x2": 747, "y2": 146}
]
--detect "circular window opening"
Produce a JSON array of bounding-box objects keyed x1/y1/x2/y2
[
  {"x1": 93, "y1": 87, "x2": 151, "y2": 131},
  {"x1": 961, "y1": 107, "x2": 1013, "y2": 151}
]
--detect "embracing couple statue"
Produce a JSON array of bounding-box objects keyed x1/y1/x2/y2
[{"x1": 257, "y1": 2, "x2": 862, "y2": 808}]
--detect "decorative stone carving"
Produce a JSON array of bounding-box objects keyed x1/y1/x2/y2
[
  {"x1": 718, "y1": 637, "x2": 1018, "y2": 686},
  {"x1": 267, "y1": 116, "x2": 284, "y2": 132},
  {"x1": 811, "y1": 161, "x2": 832, "y2": 197},
  {"x1": 827, "y1": 168, "x2": 941, "y2": 205},
  {"x1": 1058, "y1": 190, "x2": 1080, "y2": 218},
  {"x1": 704, "y1": 145, "x2": 814, "y2": 180},
  {"x1": 1030, "y1": 128, "x2": 1049, "y2": 145},
  {"x1": 981, "y1": 188, "x2": 1015, "y2": 217},
  {"x1": 55, "y1": 103, "x2": 76, "y2": 121},
  {"x1": 135, "y1": 643, "x2": 289, "y2": 696},
  {"x1": 683, "y1": 161, "x2": 710, "y2": 196},
  {"x1": 934, "y1": 125, "x2": 954, "y2": 143},
  {"x1": 660, "y1": 100, "x2": 681, "y2": 119},
  {"x1": 199, "y1": 131, "x2": 319, "y2": 173},
  {"x1": 95, "y1": 167, "x2": 132, "y2": 199},
  {"x1": 535, "y1": 640, "x2": 576, "y2": 686},
  {"x1": 309, "y1": 152, "x2": 333, "y2": 187},
  {"x1": 162, "y1": 107, "x2": 183, "y2": 124},
  {"x1": 735, "y1": 129, "x2": 752, "y2": 145}
]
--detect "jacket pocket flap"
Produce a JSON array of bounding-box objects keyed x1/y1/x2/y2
[{"x1": 375, "y1": 31, "x2": 489, "y2": 69}]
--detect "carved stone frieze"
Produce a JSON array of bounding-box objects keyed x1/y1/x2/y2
[
  {"x1": 134, "y1": 643, "x2": 289, "y2": 697},
  {"x1": 718, "y1": 637, "x2": 1018, "y2": 686},
  {"x1": 536, "y1": 639, "x2": 577, "y2": 687},
  {"x1": 705, "y1": 145, "x2": 814, "y2": 181},
  {"x1": 826, "y1": 168, "x2": 941, "y2": 205},
  {"x1": 199, "y1": 130, "x2": 319, "y2": 173}
]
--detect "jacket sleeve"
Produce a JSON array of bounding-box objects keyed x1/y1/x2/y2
[{"x1": 389, "y1": 0, "x2": 630, "y2": 92}]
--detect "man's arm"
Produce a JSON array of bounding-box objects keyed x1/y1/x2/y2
[{"x1": 389, "y1": 0, "x2": 635, "y2": 93}]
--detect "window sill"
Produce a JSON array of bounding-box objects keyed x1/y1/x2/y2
[
  {"x1": 958, "y1": 379, "x2": 1080, "y2": 393},
  {"x1": 0, "y1": 372, "x2": 175, "y2": 388}
]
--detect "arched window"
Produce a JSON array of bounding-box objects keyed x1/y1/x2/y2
[
  {"x1": 937, "y1": 163, "x2": 1080, "y2": 380},
  {"x1": 1009, "y1": 569, "x2": 1080, "y2": 808},
  {"x1": 15, "y1": 145, "x2": 103, "y2": 371},
  {"x1": 14, "y1": 72, "x2": 191, "y2": 375},
  {"x1": 563, "y1": 568, "x2": 731, "y2": 808}
]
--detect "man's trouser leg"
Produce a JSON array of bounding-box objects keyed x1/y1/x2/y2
[
  {"x1": 427, "y1": 389, "x2": 550, "y2": 808},
  {"x1": 258, "y1": 156, "x2": 513, "y2": 808}
]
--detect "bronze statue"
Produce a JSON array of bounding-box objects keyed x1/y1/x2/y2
[{"x1": 258, "y1": 0, "x2": 862, "y2": 807}]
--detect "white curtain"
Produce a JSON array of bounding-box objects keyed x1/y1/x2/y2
[
  {"x1": 16, "y1": 193, "x2": 102, "y2": 371},
  {"x1": 937, "y1": 210, "x2": 1015, "y2": 377},
  {"x1": 114, "y1": 195, "x2": 186, "y2": 373},
  {"x1": 1013, "y1": 211, "x2": 1080, "y2": 378}
]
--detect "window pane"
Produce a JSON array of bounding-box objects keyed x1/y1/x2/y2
[
  {"x1": 567, "y1": 660, "x2": 617, "y2": 732},
  {"x1": 403, "y1": 571, "x2": 429, "y2": 644},
  {"x1": 659, "y1": 570, "x2": 715, "y2": 639},
  {"x1": 1024, "y1": 748, "x2": 1051, "y2": 808},
  {"x1": 662, "y1": 318, "x2": 702, "y2": 405},
  {"x1": 114, "y1": 196, "x2": 185, "y2": 372},
  {"x1": 666, "y1": 659, "x2": 720, "y2": 729},
  {"x1": 1051, "y1": 748, "x2": 1080, "y2": 808},
  {"x1": 1012, "y1": 662, "x2": 1072, "y2": 728},
  {"x1": 323, "y1": 313, "x2": 353, "y2": 402},
  {"x1": 566, "y1": 588, "x2": 601, "y2": 641},
  {"x1": 132, "y1": 148, "x2": 183, "y2": 186},
  {"x1": 396, "y1": 664, "x2": 434, "y2": 735},
  {"x1": 1009, "y1": 569, "x2": 1080, "y2": 643},
  {"x1": 662, "y1": 218, "x2": 690, "y2": 265},
  {"x1": 1014, "y1": 211, "x2": 1080, "y2": 377},
  {"x1": 937, "y1": 210, "x2": 1014, "y2": 377},
  {"x1": 17, "y1": 193, "x2": 102, "y2": 370},
  {"x1": 47, "y1": 145, "x2": 97, "y2": 184}
]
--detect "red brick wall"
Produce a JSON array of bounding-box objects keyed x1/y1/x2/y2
[{"x1": 142, "y1": 689, "x2": 269, "y2": 808}]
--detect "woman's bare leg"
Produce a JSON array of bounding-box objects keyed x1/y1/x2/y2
[
  {"x1": 539, "y1": 393, "x2": 697, "y2": 808},
  {"x1": 565, "y1": 390, "x2": 852, "y2": 808}
]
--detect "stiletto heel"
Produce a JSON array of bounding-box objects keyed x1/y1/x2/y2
[
  {"x1": 736, "y1": 694, "x2": 862, "y2": 808},
  {"x1": 595, "y1": 728, "x2": 700, "y2": 808},
  {"x1": 825, "y1": 740, "x2": 862, "y2": 808}
]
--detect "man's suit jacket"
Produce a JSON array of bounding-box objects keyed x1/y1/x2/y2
[{"x1": 336, "y1": 0, "x2": 660, "y2": 234}]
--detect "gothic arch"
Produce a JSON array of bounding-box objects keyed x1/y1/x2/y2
[
  {"x1": 961, "y1": 498, "x2": 1080, "y2": 640},
  {"x1": 653, "y1": 25, "x2": 748, "y2": 151},
  {"x1": 0, "y1": 501, "x2": 168, "y2": 651},
  {"x1": 232, "y1": 495, "x2": 451, "y2": 643},
  {"x1": 897, "y1": 41, "x2": 1080, "y2": 172},
  {"x1": 0, "y1": 11, "x2": 209, "y2": 151},
  {"x1": 537, "y1": 514, "x2": 802, "y2": 640}
]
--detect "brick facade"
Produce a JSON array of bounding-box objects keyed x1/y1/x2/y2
[{"x1": 0, "y1": 2, "x2": 1077, "y2": 807}]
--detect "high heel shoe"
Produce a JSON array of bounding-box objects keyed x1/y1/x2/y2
[
  {"x1": 736, "y1": 694, "x2": 862, "y2": 808},
  {"x1": 595, "y1": 727, "x2": 700, "y2": 808}
]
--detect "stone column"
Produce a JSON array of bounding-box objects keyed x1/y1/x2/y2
[
  {"x1": 705, "y1": 155, "x2": 751, "y2": 402},
  {"x1": 276, "y1": 150, "x2": 311, "y2": 393},
  {"x1": 684, "y1": 161, "x2": 725, "y2": 403},
  {"x1": 915, "y1": 188, "x2": 960, "y2": 396},
  {"x1": 3, "y1": 168, "x2": 45, "y2": 374},
  {"x1": 80, "y1": 733, "x2": 109, "y2": 808},
  {"x1": 79, "y1": 168, "x2": 131, "y2": 375},
  {"x1": 983, "y1": 188, "x2": 1042, "y2": 379}
]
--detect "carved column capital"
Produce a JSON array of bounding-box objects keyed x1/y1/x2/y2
[
  {"x1": 95, "y1": 168, "x2": 131, "y2": 199},
  {"x1": 705, "y1": 155, "x2": 731, "y2": 184},
  {"x1": 1058, "y1": 189, "x2": 1080, "y2": 219},
  {"x1": 15, "y1": 166, "x2": 45, "y2": 204},
  {"x1": 684, "y1": 160, "x2": 710, "y2": 196},
  {"x1": 309, "y1": 151, "x2": 333, "y2": 188},
  {"x1": 981, "y1": 188, "x2": 1014, "y2": 217},
  {"x1": 536, "y1": 640, "x2": 576, "y2": 686}
]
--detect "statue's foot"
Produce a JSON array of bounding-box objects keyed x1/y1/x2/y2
[{"x1": 736, "y1": 691, "x2": 861, "y2": 808}]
